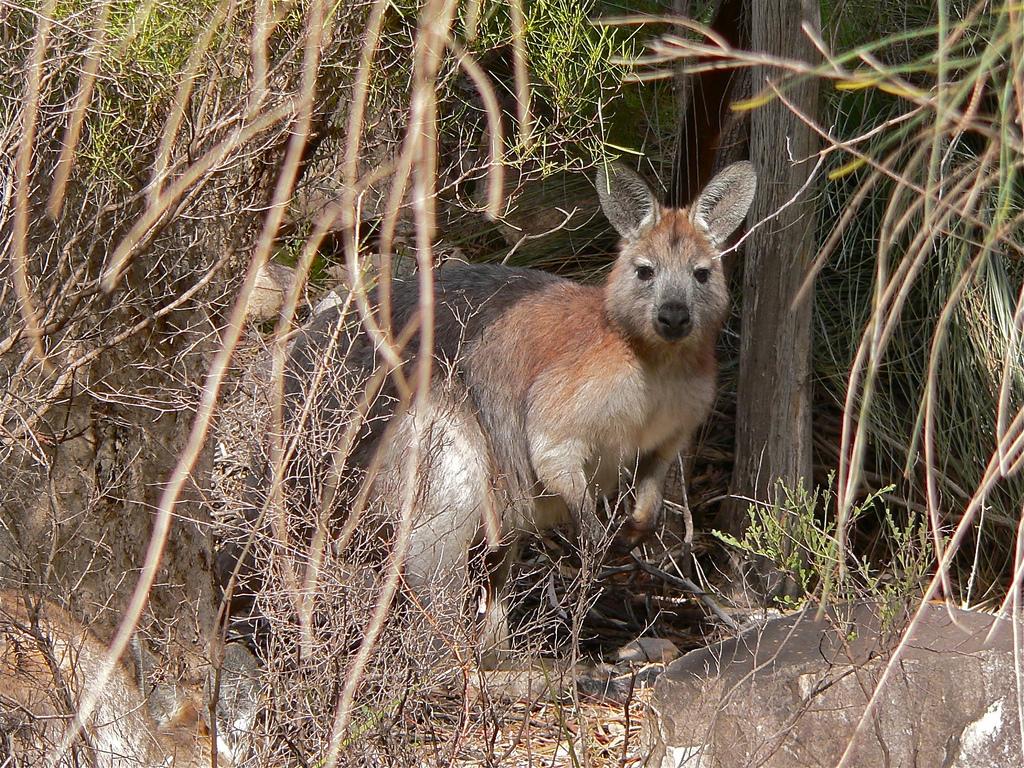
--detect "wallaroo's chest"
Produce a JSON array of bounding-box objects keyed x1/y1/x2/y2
[
  {"x1": 522, "y1": 335, "x2": 715, "y2": 462},
  {"x1": 596, "y1": 354, "x2": 717, "y2": 454}
]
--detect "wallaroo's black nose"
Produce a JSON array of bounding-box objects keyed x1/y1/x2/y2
[{"x1": 656, "y1": 301, "x2": 691, "y2": 339}]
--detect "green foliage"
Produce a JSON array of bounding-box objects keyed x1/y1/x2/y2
[
  {"x1": 12, "y1": 1, "x2": 229, "y2": 185},
  {"x1": 362, "y1": 0, "x2": 641, "y2": 178},
  {"x1": 460, "y1": 0, "x2": 643, "y2": 169},
  {"x1": 715, "y1": 477, "x2": 932, "y2": 612},
  {"x1": 109, "y1": 0, "x2": 219, "y2": 76}
]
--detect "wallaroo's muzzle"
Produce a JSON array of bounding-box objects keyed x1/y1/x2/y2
[{"x1": 655, "y1": 301, "x2": 692, "y2": 340}]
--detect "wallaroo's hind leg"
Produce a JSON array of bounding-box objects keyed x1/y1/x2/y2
[
  {"x1": 374, "y1": 381, "x2": 508, "y2": 664},
  {"x1": 476, "y1": 541, "x2": 518, "y2": 666}
]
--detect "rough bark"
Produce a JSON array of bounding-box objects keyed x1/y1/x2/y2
[
  {"x1": 724, "y1": 2, "x2": 820, "y2": 537},
  {"x1": 0, "y1": 199, "x2": 243, "y2": 685}
]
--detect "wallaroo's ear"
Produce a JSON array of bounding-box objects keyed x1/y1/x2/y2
[
  {"x1": 596, "y1": 162, "x2": 659, "y2": 241},
  {"x1": 690, "y1": 161, "x2": 757, "y2": 247}
]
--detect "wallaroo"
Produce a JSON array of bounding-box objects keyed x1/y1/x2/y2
[
  {"x1": 224, "y1": 160, "x2": 756, "y2": 657},
  {"x1": 0, "y1": 589, "x2": 238, "y2": 767}
]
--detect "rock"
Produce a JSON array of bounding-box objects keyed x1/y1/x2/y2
[
  {"x1": 617, "y1": 637, "x2": 681, "y2": 664},
  {"x1": 648, "y1": 602, "x2": 1023, "y2": 768},
  {"x1": 313, "y1": 288, "x2": 344, "y2": 316},
  {"x1": 469, "y1": 659, "x2": 572, "y2": 702},
  {"x1": 247, "y1": 261, "x2": 297, "y2": 322}
]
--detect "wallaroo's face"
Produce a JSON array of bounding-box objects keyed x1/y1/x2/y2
[{"x1": 597, "y1": 162, "x2": 757, "y2": 349}]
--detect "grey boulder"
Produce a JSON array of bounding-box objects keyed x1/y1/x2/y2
[{"x1": 648, "y1": 602, "x2": 1023, "y2": 768}]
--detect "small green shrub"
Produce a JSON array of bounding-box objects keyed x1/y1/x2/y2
[{"x1": 715, "y1": 476, "x2": 933, "y2": 614}]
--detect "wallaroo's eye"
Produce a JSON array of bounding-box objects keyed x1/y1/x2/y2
[
  {"x1": 635, "y1": 264, "x2": 655, "y2": 281},
  {"x1": 694, "y1": 267, "x2": 711, "y2": 284}
]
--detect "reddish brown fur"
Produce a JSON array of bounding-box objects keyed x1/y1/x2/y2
[
  {"x1": 495, "y1": 283, "x2": 621, "y2": 398},
  {"x1": 0, "y1": 591, "x2": 222, "y2": 767}
]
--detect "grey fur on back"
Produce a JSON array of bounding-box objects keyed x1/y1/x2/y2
[
  {"x1": 288, "y1": 261, "x2": 560, "y2": 379},
  {"x1": 283, "y1": 261, "x2": 564, "y2": 518}
]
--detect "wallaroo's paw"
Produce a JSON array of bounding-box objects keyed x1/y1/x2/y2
[{"x1": 610, "y1": 512, "x2": 659, "y2": 552}]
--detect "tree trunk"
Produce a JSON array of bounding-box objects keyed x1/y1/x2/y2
[{"x1": 724, "y1": 2, "x2": 820, "y2": 546}]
